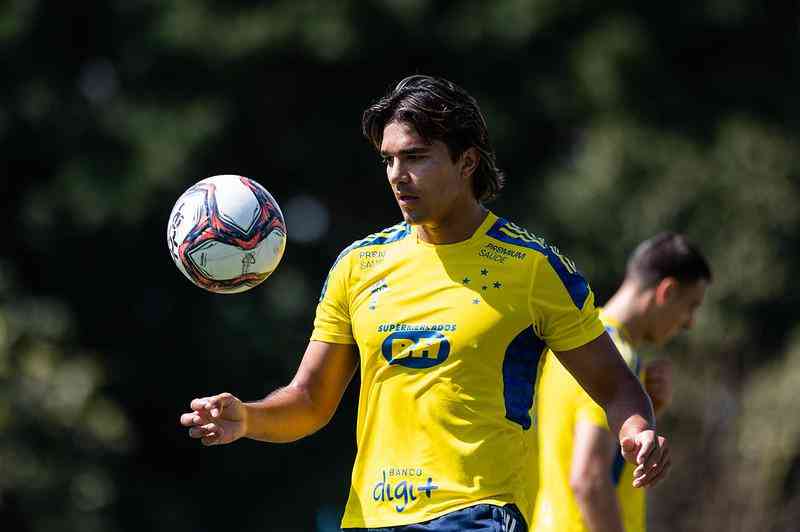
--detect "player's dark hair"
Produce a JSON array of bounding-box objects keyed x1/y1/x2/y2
[
  {"x1": 361, "y1": 74, "x2": 505, "y2": 203},
  {"x1": 626, "y1": 232, "x2": 712, "y2": 288}
]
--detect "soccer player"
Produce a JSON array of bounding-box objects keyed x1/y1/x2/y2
[
  {"x1": 532, "y1": 233, "x2": 711, "y2": 532},
  {"x1": 180, "y1": 75, "x2": 670, "y2": 531}
]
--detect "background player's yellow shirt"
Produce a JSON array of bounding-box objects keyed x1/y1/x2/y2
[
  {"x1": 311, "y1": 212, "x2": 605, "y2": 529},
  {"x1": 532, "y1": 313, "x2": 645, "y2": 532}
]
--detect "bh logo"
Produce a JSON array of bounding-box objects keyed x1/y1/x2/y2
[{"x1": 381, "y1": 331, "x2": 451, "y2": 368}]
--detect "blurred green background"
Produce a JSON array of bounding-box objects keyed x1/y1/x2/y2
[{"x1": 1, "y1": 1, "x2": 798, "y2": 531}]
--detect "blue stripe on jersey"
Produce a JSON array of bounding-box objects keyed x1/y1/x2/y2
[
  {"x1": 318, "y1": 222, "x2": 412, "y2": 301},
  {"x1": 611, "y1": 450, "x2": 626, "y2": 486},
  {"x1": 502, "y1": 326, "x2": 546, "y2": 430},
  {"x1": 486, "y1": 218, "x2": 590, "y2": 309}
]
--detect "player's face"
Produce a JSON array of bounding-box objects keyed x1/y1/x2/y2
[
  {"x1": 650, "y1": 279, "x2": 708, "y2": 345},
  {"x1": 380, "y1": 120, "x2": 474, "y2": 226}
]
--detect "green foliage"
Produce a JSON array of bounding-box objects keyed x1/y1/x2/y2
[{"x1": 0, "y1": 263, "x2": 132, "y2": 531}]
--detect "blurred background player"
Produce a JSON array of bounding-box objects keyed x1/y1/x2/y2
[
  {"x1": 532, "y1": 233, "x2": 712, "y2": 532},
  {"x1": 180, "y1": 75, "x2": 670, "y2": 531}
]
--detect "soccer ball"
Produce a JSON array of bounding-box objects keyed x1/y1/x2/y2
[{"x1": 166, "y1": 175, "x2": 287, "y2": 294}]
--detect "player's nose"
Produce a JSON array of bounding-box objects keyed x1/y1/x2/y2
[{"x1": 387, "y1": 161, "x2": 409, "y2": 185}]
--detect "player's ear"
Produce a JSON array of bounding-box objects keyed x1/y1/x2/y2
[
  {"x1": 459, "y1": 147, "x2": 480, "y2": 180},
  {"x1": 654, "y1": 277, "x2": 679, "y2": 305}
]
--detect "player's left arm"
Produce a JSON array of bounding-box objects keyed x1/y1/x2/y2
[
  {"x1": 570, "y1": 420, "x2": 625, "y2": 532},
  {"x1": 553, "y1": 333, "x2": 671, "y2": 488}
]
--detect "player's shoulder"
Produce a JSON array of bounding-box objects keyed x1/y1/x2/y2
[
  {"x1": 330, "y1": 221, "x2": 412, "y2": 265},
  {"x1": 343, "y1": 221, "x2": 411, "y2": 254},
  {"x1": 319, "y1": 222, "x2": 411, "y2": 300},
  {"x1": 485, "y1": 216, "x2": 570, "y2": 262},
  {"x1": 487, "y1": 215, "x2": 591, "y2": 307}
]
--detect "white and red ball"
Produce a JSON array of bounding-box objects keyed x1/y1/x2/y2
[{"x1": 166, "y1": 175, "x2": 286, "y2": 294}]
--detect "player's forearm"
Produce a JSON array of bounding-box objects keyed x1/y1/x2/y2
[
  {"x1": 242, "y1": 385, "x2": 331, "y2": 443},
  {"x1": 572, "y1": 479, "x2": 625, "y2": 532},
  {"x1": 605, "y1": 372, "x2": 656, "y2": 441}
]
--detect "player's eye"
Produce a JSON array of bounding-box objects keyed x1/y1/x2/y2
[{"x1": 381, "y1": 156, "x2": 393, "y2": 166}]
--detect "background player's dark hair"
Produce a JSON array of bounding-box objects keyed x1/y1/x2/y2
[
  {"x1": 361, "y1": 74, "x2": 505, "y2": 203},
  {"x1": 626, "y1": 232, "x2": 713, "y2": 288}
]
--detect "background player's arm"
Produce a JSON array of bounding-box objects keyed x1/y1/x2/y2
[
  {"x1": 554, "y1": 332, "x2": 669, "y2": 487},
  {"x1": 180, "y1": 340, "x2": 359, "y2": 444},
  {"x1": 644, "y1": 358, "x2": 673, "y2": 417},
  {"x1": 570, "y1": 421, "x2": 625, "y2": 532}
]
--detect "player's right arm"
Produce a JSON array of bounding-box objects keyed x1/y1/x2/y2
[
  {"x1": 570, "y1": 421, "x2": 625, "y2": 532},
  {"x1": 179, "y1": 340, "x2": 359, "y2": 445},
  {"x1": 182, "y1": 240, "x2": 361, "y2": 446}
]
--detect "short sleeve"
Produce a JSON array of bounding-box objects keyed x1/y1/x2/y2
[
  {"x1": 311, "y1": 251, "x2": 355, "y2": 345},
  {"x1": 529, "y1": 252, "x2": 605, "y2": 352}
]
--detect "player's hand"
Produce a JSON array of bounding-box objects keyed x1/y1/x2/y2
[
  {"x1": 644, "y1": 359, "x2": 673, "y2": 415},
  {"x1": 179, "y1": 393, "x2": 247, "y2": 446},
  {"x1": 621, "y1": 430, "x2": 671, "y2": 488}
]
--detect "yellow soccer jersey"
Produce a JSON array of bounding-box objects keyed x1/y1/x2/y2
[
  {"x1": 311, "y1": 212, "x2": 605, "y2": 529},
  {"x1": 532, "y1": 313, "x2": 645, "y2": 532}
]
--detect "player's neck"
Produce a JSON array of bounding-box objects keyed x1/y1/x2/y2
[
  {"x1": 415, "y1": 202, "x2": 488, "y2": 245},
  {"x1": 603, "y1": 284, "x2": 647, "y2": 348}
]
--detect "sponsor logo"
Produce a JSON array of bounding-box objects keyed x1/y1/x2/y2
[
  {"x1": 377, "y1": 323, "x2": 457, "y2": 333},
  {"x1": 372, "y1": 469, "x2": 439, "y2": 513},
  {"x1": 380, "y1": 330, "x2": 451, "y2": 368},
  {"x1": 479, "y1": 242, "x2": 527, "y2": 263},
  {"x1": 360, "y1": 250, "x2": 385, "y2": 270}
]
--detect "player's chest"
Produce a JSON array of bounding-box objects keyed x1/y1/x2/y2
[{"x1": 348, "y1": 252, "x2": 531, "y2": 356}]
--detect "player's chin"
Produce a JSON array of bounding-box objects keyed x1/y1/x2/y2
[{"x1": 399, "y1": 207, "x2": 427, "y2": 225}]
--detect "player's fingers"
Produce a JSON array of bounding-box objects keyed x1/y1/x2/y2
[
  {"x1": 635, "y1": 454, "x2": 669, "y2": 488},
  {"x1": 633, "y1": 464, "x2": 644, "y2": 482},
  {"x1": 205, "y1": 393, "x2": 235, "y2": 419},
  {"x1": 636, "y1": 434, "x2": 657, "y2": 466},
  {"x1": 635, "y1": 438, "x2": 669, "y2": 487},
  {"x1": 621, "y1": 437, "x2": 639, "y2": 464},
  {"x1": 647, "y1": 455, "x2": 672, "y2": 487},
  {"x1": 190, "y1": 397, "x2": 212, "y2": 411},
  {"x1": 201, "y1": 425, "x2": 226, "y2": 446},
  {"x1": 641, "y1": 457, "x2": 671, "y2": 488},
  {"x1": 179, "y1": 411, "x2": 205, "y2": 427},
  {"x1": 647, "y1": 438, "x2": 670, "y2": 475},
  {"x1": 632, "y1": 458, "x2": 653, "y2": 482},
  {"x1": 188, "y1": 423, "x2": 216, "y2": 439}
]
